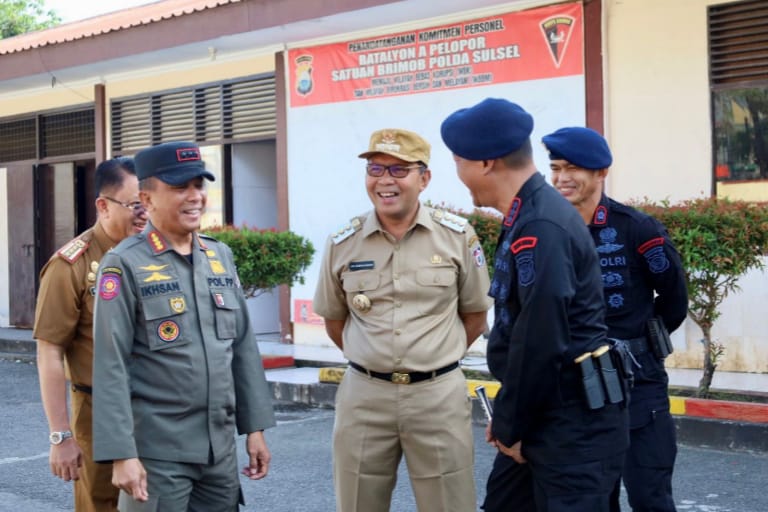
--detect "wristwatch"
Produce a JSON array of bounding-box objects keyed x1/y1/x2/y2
[{"x1": 49, "y1": 431, "x2": 73, "y2": 445}]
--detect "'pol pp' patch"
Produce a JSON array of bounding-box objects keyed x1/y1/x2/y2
[
  {"x1": 98, "y1": 274, "x2": 121, "y2": 300},
  {"x1": 157, "y1": 320, "x2": 180, "y2": 342}
]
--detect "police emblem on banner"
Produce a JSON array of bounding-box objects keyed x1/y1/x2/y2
[
  {"x1": 157, "y1": 320, "x2": 180, "y2": 342},
  {"x1": 295, "y1": 54, "x2": 314, "y2": 96},
  {"x1": 539, "y1": 14, "x2": 575, "y2": 68},
  {"x1": 169, "y1": 296, "x2": 186, "y2": 314}
]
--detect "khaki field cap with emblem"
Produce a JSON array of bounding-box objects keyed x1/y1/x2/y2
[{"x1": 359, "y1": 128, "x2": 431, "y2": 165}]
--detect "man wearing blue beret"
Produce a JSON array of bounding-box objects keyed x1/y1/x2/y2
[
  {"x1": 544, "y1": 127, "x2": 688, "y2": 512},
  {"x1": 441, "y1": 99, "x2": 629, "y2": 512}
]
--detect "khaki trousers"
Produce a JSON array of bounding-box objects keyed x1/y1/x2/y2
[
  {"x1": 71, "y1": 388, "x2": 119, "y2": 512},
  {"x1": 333, "y1": 367, "x2": 476, "y2": 512}
]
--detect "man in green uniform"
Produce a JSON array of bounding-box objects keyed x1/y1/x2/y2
[
  {"x1": 35, "y1": 157, "x2": 147, "y2": 512},
  {"x1": 314, "y1": 128, "x2": 492, "y2": 512},
  {"x1": 92, "y1": 141, "x2": 276, "y2": 511}
]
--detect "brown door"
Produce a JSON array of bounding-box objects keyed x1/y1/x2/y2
[
  {"x1": 7, "y1": 163, "x2": 36, "y2": 327},
  {"x1": 36, "y1": 163, "x2": 77, "y2": 269}
]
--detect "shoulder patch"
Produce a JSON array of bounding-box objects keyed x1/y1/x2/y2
[
  {"x1": 331, "y1": 217, "x2": 363, "y2": 245},
  {"x1": 57, "y1": 238, "x2": 90, "y2": 264},
  {"x1": 432, "y1": 209, "x2": 468, "y2": 233}
]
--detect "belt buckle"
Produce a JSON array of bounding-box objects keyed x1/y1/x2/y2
[{"x1": 391, "y1": 372, "x2": 411, "y2": 384}]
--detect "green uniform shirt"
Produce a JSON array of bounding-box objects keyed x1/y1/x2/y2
[{"x1": 92, "y1": 222, "x2": 275, "y2": 464}]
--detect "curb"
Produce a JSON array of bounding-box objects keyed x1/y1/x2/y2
[
  {"x1": 0, "y1": 340, "x2": 296, "y2": 370},
  {"x1": 316, "y1": 366, "x2": 768, "y2": 451}
]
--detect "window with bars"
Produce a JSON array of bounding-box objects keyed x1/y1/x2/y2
[
  {"x1": 0, "y1": 109, "x2": 95, "y2": 163},
  {"x1": 111, "y1": 75, "x2": 276, "y2": 154},
  {"x1": 709, "y1": 0, "x2": 768, "y2": 182}
]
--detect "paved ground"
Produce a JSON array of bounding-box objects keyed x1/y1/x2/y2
[{"x1": 3, "y1": 359, "x2": 768, "y2": 511}]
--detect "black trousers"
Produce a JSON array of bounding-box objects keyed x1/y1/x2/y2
[
  {"x1": 484, "y1": 451, "x2": 624, "y2": 512},
  {"x1": 609, "y1": 408, "x2": 677, "y2": 512}
]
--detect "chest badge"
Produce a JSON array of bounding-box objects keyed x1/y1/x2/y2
[
  {"x1": 352, "y1": 294, "x2": 372, "y2": 313},
  {"x1": 90, "y1": 261, "x2": 99, "y2": 272},
  {"x1": 430, "y1": 254, "x2": 442, "y2": 264},
  {"x1": 169, "y1": 296, "x2": 186, "y2": 314},
  {"x1": 87, "y1": 272, "x2": 96, "y2": 283}
]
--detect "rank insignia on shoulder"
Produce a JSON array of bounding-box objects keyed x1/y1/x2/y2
[
  {"x1": 58, "y1": 239, "x2": 89, "y2": 263},
  {"x1": 147, "y1": 231, "x2": 168, "y2": 253},
  {"x1": 432, "y1": 209, "x2": 467, "y2": 233},
  {"x1": 331, "y1": 217, "x2": 362, "y2": 245},
  {"x1": 209, "y1": 260, "x2": 226, "y2": 275},
  {"x1": 510, "y1": 236, "x2": 538, "y2": 254}
]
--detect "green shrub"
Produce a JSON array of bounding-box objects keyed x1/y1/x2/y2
[
  {"x1": 634, "y1": 197, "x2": 768, "y2": 397},
  {"x1": 202, "y1": 225, "x2": 314, "y2": 298}
]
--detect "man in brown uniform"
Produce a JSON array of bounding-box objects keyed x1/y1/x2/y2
[
  {"x1": 314, "y1": 128, "x2": 492, "y2": 512},
  {"x1": 34, "y1": 157, "x2": 148, "y2": 512}
]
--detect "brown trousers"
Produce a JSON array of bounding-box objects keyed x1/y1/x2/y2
[
  {"x1": 71, "y1": 388, "x2": 119, "y2": 512},
  {"x1": 333, "y1": 367, "x2": 476, "y2": 512}
]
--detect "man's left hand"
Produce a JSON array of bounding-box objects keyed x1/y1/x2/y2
[
  {"x1": 496, "y1": 440, "x2": 527, "y2": 464},
  {"x1": 241, "y1": 431, "x2": 270, "y2": 480}
]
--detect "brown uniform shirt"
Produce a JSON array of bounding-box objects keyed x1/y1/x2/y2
[
  {"x1": 33, "y1": 222, "x2": 116, "y2": 387},
  {"x1": 314, "y1": 205, "x2": 492, "y2": 373}
]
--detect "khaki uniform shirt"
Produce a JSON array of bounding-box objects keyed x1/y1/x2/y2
[
  {"x1": 314, "y1": 205, "x2": 492, "y2": 373},
  {"x1": 92, "y1": 223, "x2": 276, "y2": 464},
  {"x1": 33, "y1": 222, "x2": 115, "y2": 387}
]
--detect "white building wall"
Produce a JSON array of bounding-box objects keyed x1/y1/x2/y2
[{"x1": 605, "y1": 0, "x2": 767, "y2": 373}]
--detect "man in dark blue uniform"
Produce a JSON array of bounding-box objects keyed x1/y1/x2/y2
[
  {"x1": 544, "y1": 126, "x2": 688, "y2": 512},
  {"x1": 441, "y1": 99, "x2": 629, "y2": 512}
]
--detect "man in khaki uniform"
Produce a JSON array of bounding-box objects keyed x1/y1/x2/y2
[
  {"x1": 35, "y1": 157, "x2": 148, "y2": 512},
  {"x1": 314, "y1": 128, "x2": 492, "y2": 512},
  {"x1": 92, "y1": 141, "x2": 275, "y2": 512}
]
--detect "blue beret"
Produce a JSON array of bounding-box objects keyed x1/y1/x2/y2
[
  {"x1": 135, "y1": 141, "x2": 215, "y2": 185},
  {"x1": 440, "y1": 98, "x2": 534, "y2": 160},
  {"x1": 541, "y1": 127, "x2": 613, "y2": 170}
]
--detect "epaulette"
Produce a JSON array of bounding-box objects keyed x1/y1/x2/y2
[
  {"x1": 432, "y1": 209, "x2": 467, "y2": 233},
  {"x1": 57, "y1": 232, "x2": 92, "y2": 264},
  {"x1": 331, "y1": 217, "x2": 363, "y2": 245}
]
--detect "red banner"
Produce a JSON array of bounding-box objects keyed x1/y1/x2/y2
[{"x1": 288, "y1": 2, "x2": 583, "y2": 107}]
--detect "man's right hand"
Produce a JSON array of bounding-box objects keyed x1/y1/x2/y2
[
  {"x1": 50, "y1": 438, "x2": 82, "y2": 481},
  {"x1": 112, "y1": 458, "x2": 149, "y2": 502}
]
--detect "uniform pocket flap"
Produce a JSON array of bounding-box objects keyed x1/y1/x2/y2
[
  {"x1": 142, "y1": 296, "x2": 187, "y2": 321},
  {"x1": 416, "y1": 266, "x2": 457, "y2": 287},
  {"x1": 341, "y1": 270, "x2": 381, "y2": 292},
  {"x1": 211, "y1": 290, "x2": 241, "y2": 310}
]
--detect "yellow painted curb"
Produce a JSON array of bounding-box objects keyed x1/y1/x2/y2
[
  {"x1": 467, "y1": 379, "x2": 500, "y2": 398},
  {"x1": 669, "y1": 396, "x2": 687, "y2": 416},
  {"x1": 319, "y1": 368, "x2": 704, "y2": 415},
  {"x1": 318, "y1": 367, "x2": 347, "y2": 383}
]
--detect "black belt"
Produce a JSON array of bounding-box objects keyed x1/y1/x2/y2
[
  {"x1": 626, "y1": 336, "x2": 650, "y2": 355},
  {"x1": 72, "y1": 384, "x2": 92, "y2": 394},
  {"x1": 349, "y1": 361, "x2": 459, "y2": 384}
]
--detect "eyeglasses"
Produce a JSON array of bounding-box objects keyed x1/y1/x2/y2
[
  {"x1": 102, "y1": 196, "x2": 145, "y2": 212},
  {"x1": 366, "y1": 163, "x2": 425, "y2": 178}
]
